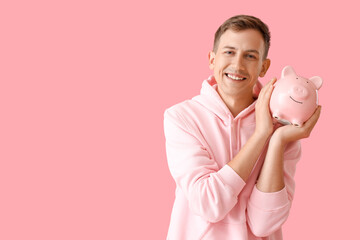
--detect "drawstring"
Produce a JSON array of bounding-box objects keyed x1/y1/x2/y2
[
  {"x1": 228, "y1": 114, "x2": 233, "y2": 161},
  {"x1": 228, "y1": 114, "x2": 232, "y2": 161},
  {"x1": 237, "y1": 119, "x2": 241, "y2": 150},
  {"x1": 228, "y1": 114, "x2": 242, "y2": 160}
]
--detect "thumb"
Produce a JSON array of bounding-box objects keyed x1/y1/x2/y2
[{"x1": 252, "y1": 80, "x2": 263, "y2": 97}]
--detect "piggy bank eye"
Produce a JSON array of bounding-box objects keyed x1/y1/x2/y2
[{"x1": 306, "y1": 81, "x2": 309, "y2": 83}]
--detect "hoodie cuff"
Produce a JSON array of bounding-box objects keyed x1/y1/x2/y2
[
  {"x1": 217, "y1": 164, "x2": 246, "y2": 196},
  {"x1": 249, "y1": 186, "x2": 289, "y2": 211}
]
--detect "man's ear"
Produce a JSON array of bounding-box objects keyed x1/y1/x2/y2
[
  {"x1": 208, "y1": 51, "x2": 216, "y2": 70},
  {"x1": 259, "y1": 58, "x2": 271, "y2": 77}
]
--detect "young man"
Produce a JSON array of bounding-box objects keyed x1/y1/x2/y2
[{"x1": 164, "y1": 15, "x2": 321, "y2": 239}]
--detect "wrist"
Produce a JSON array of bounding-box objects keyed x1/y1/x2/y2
[
  {"x1": 254, "y1": 128, "x2": 272, "y2": 141},
  {"x1": 252, "y1": 130, "x2": 271, "y2": 145},
  {"x1": 269, "y1": 132, "x2": 287, "y2": 149}
]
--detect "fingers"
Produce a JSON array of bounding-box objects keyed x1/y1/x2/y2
[
  {"x1": 263, "y1": 77, "x2": 277, "y2": 92},
  {"x1": 255, "y1": 78, "x2": 278, "y2": 136},
  {"x1": 304, "y1": 105, "x2": 321, "y2": 128},
  {"x1": 301, "y1": 105, "x2": 322, "y2": 137},
  {"x1": 273, "y1": 105, "x2": 322, "y2": 143},
  {"x1": 258, "y1": 77, "x2": 277, "y2": 101},
  {"x1": 269, "y1": 77, "x2": 277, "y2": 85},
  {"x1": 252, "y1": 80, "x2": 263, "y2": 97}
]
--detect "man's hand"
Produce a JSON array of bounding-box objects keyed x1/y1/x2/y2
[
  {"x1": 254, "y1": 77, "x2": 277, "y2": 139},
  {"x1": 271, "y1": 105, "x2": 322, "y2": 146}
]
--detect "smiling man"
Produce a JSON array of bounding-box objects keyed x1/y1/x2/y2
[{"x1": 164, "y1": 15, "x2": 321, "y2": 239}]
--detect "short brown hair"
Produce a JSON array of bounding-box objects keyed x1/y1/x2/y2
[{"x1": 213, "y1": 15, "x2": 271, "y2": 59}]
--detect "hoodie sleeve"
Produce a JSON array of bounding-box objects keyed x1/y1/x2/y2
[
  {"x1": 164, "y1": 108, "x2": 246, "y2": 223},
  {"x1": 246, "y1": 141, "x2": 301, "y2": 237}
]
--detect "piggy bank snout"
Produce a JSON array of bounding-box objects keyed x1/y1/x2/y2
[{"x1": 290, "y1": 85, "x2": 309, "y2": 100}]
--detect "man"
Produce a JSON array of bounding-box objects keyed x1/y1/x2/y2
[{"x1": 164, "y1": 15, "x2": 321, "y2": 239}]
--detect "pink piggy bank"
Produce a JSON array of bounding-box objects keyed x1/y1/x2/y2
[{"x1": 270, "y1": 66, "x2": 323, "y2": 127}]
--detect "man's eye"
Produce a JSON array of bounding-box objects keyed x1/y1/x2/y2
[
  {"x1": 246, "y1": 54, "x2": 256, "y2": 59},
  {"x1": 225, "y1": 51, "x2": 234, "y2": 54}
]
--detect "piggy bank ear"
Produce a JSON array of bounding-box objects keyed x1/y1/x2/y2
[
  {"x1": 309, "y1": 76, "x2": 323, "y2": 89},
  {"x1": 281, "y1": 66, "x2": 296, "y2": 78}
]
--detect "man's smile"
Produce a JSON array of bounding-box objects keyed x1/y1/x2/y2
[{"x1": 225, "y1": 73, "x2": 247, "y2": 81}]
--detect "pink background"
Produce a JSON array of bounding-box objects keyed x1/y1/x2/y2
[{"x1": 1, "y1": 0, "x2": 359, "y2": 239}]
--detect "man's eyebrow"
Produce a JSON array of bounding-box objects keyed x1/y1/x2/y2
[
  {"x1": 245, "y1": 49, "x2": 260, "y2": 55},
  {"x1": 222, "y1": 46, "x2": 237, "y2": 50},
  {"x1": 222, "y1": 46, "x2": 260, "y2": 55}
]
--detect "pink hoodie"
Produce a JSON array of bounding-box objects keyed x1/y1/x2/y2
[{"x1": 164, "y1": 76, "x2": 301, "y2": 240}]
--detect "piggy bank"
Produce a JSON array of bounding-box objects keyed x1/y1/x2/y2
[{"x1": 270, "y1": 66, "x2": 323, "y2": 127}]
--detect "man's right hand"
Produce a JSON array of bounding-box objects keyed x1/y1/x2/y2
[{"x1": 254, "y1": 77, "x2": 277, "y2": 139}]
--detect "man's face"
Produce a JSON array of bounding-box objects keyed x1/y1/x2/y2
[{"x1": 209, "y1": 29, "x2": 270, "y2": 100}]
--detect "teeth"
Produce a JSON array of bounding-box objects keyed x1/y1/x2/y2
[{"x1": 226, "y1": 73, "x2": 246, "y2": 80}]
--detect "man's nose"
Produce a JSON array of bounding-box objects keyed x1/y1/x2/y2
[{"x1": 233, "y1": 56, "x2": 245, "y2": 71}]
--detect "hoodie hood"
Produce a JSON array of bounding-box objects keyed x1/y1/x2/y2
[{"x1": 192, "y1": 75, "x2": 261, "y2": 122}]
